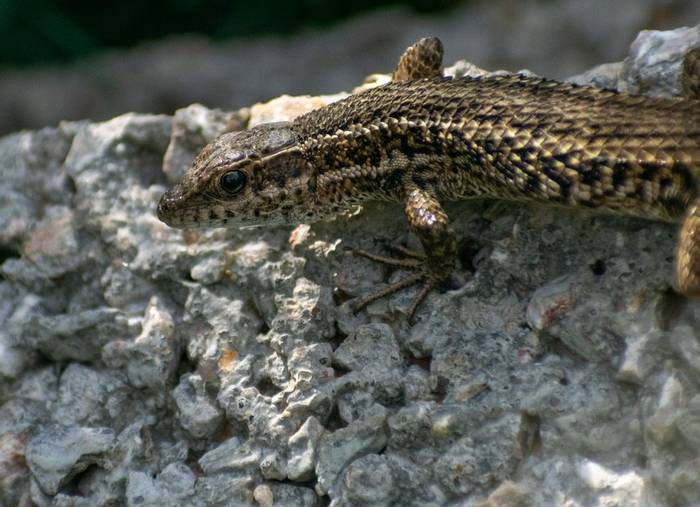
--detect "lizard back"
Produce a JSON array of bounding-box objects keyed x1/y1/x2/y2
[{"x1": 294, "y1": 75, "x2": 700, "y2": 221}]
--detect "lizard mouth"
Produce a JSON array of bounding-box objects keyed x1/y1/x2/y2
[
  {"x1": 157, "y1": 186, "x2": 189, "y2": 228},
  {"x1": 157, "y1": 186, "x2": 239, "y2": 229}
]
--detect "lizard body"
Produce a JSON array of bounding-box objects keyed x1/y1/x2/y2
[{"x1": 158, "y1": 38, "x2": 700, "y2": 320}]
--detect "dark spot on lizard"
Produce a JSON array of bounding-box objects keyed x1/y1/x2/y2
[
  {"x1": 612, "y1": 162, "x2": 630, "y2": 188},
  {"x1": 580, "y1": 167, "x2": 601, "y2": 185}
]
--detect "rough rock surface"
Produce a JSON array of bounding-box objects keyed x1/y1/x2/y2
[{"x1": 2, "y1": 24, "x2": 700, "y2": 507}]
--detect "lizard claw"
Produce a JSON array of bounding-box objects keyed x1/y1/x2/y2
[
  {"x1": 351, "y1": 246, "x2": 440, "y2": 323},
  {"x1": 352, "y1": 247, "x2": 422, "y2": 269}
]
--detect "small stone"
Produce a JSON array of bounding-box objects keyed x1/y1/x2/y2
[
  {"x1": 158, "y1": 462, "x2": 197, "y2": 498},
  {"x1": 617, "y1": 330, "x2": 659, "y2": 384},
  {"x1": 248, "y1": 94, "x2": 345, "y2": 127},
  {"x1": 334, "y1": 323, "x2": 401, "y2": 372},
  {"x1": 189, "y1": 255, "x2": 226, "y2": 284},
  {"x1": 194, "y1": 475, "x2": 255, "y2": 506},
  {"x1": 253, "y1": 484, "x2": 274, "y2": 507},
  {"x1": 260, "y1": 451, "x2": 287, "y2": 480},
  {"x1": 481, "y1": 480, "x2": 532, "y2": 507},
  {"x1": 198, "y1": 437, "x2": 260, "y2": 475},
  {"x1": 26, "y1": 425, "x2": 115, "y2": 495},
  {"x1": 343, "y1": 454, "x2": 394, "y2": 504},
  {"x1": 258, "y1": 483, "x2": 319, "y2": 507},
  {"x1": 675, "y1": 394, "x2": 700, "y2": 450},
  {"x1": 287, "y1": 416, "x2": 325, "y2": 481},
  {"x1": 646, "y1": 374, "x2": 686, "y2": 445},
  {"x1": 526, "y1": 275, "x2": 577, "y2": 332},
  {"x1": 315, "y1": 406, "x2": 387, "y2": 495},
  {"x1": 172, "y1": 373, "x2": 223, "y2": 438},
  {"x1": 102, "y1": 296, "x2": 178, "y2": 390}
]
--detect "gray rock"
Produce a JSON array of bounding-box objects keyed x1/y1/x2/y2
[
  {"x1": 254, "y1": 482, "x2": 320, "y2": 507},
  {"x1": 315, "y1": 405, "x2": 388, "y2": 496},
  {"x1": 266, "y1": 276, "x2": 336, "y2": 353},
  {"x1": 172, "y1": 372, "x2": 223, "y2": 438},
  {"x1": 194, "y1": 475, "x2": 256, "y2": 507},
  {"x1": 287, "y1": 416, "x2": 325, "y2": 481},
  {"x1": 0, "y1": 325, "x2": 36, "y2": 379},
  {"x1": 340, "y1": 453, "x2": 446, "y2": 507},
  {"x1": 125, "y1": 463, "x2": 196, "y2": 507},
  {"x1": 1, "y1": 18, "x2": 700, "y2": 507},
  {"x1": 341, "y1": 454, "x2": 395, "y2": 505},
  {"x1": 102, "y1": 296, "x2": 179, "y2": 390},
  {"x1": 569, "y1": 24, "x2": 700, "y2": 98},
  {"x1": 334, "y1": 323, "x2": 402, "y2": 372},
  {"x1": 198, "y1": 437, "x2": 260, "y2": 476},
  {"x1": 433, "y1": 416, "x2": 521, "y2": 497},
  {"x1": 125, "y1": 471, "x2": 161, "y2": 507},
  {"x1": 53, "y1": 364, "x2": 131, "y2": 427},
  {"x1": 26, "y1": 425, "x2": 115, "y2": 495},
  {"x1": 259, "y1": 451, "x2": 287, "y2": 480}
]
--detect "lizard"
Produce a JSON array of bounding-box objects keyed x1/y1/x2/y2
[{"x1": 157, "y1": 37, "x2": 700, "y2": 321}]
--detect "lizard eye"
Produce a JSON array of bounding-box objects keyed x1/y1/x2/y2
[{"x1": 220, "y1": 170, "x2": 247, "y2": 195}]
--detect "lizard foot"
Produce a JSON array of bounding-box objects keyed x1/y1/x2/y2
[
  {"x1": 350, "y1": 185, "x2": 457, "y2": 323},
  {"x1": 351, "y1": 247, "x2": 440, "y2": 323}
]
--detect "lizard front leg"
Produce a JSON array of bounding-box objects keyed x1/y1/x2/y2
[{"x1": 353, "y1": 185, "x2": 457, "y2": 321}]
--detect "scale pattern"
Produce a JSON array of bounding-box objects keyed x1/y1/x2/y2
[
  {"x1": 157, "y1": 39, "x2": 700, "y2": 320},
  {"x1": 295, "y1": 73, "x2": 700, "y2": 220}
]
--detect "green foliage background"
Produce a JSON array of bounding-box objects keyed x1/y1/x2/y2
[{"x1": 0, "y1": 0, "x2": 460, "y2": 66}]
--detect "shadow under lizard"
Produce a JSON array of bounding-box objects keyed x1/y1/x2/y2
[{"x1": 157, "y1": 37, "x2": 700, "y2": 322}]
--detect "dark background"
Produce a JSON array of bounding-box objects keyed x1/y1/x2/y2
[
  {"x1": 0, "y1": 0, "x2": 697, "y2": 135},
  {"x1": 0, "y1": 0, "x2": 457, "y2": 67}
]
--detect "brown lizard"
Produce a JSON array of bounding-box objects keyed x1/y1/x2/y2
[{"x1": 157, "y1": 38, "x2": 700, "y2": 321}]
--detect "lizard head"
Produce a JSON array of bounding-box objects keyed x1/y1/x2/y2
[{"x1": 157, "y1": 122, "x2": 318, "y2": 229}]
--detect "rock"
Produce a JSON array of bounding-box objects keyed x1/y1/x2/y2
[
  {"x1": 287, "y1": 416, "x2": 325, "y2": 481},
  {"x1": 1, "y1": 20, "x2": 700, "y2": 507},
  {"x1": 254, "y1": 482, "x2": 320, "y2": 507},
  {"x1": 25, "y1": 426, "x2": 115, "y2": 495},
  {"x1": 569, "y1": 24, "x2": 700, "y2": 98},
  {"x1": 172, "y1": 372, "x2": 223, "y2": 438},
  {"x1": 102, "y1": 296, "x2": 179, "y2": 390},
  {"x1": 333, "y1": 323, "x2": 402, "y2": 372},
  {"x1": 197, "y1": 437, "x2": 257, "y2": 475},
  {"x1": 125, "y1": 463, "x2": 196, "y2": 507},
  {"x1": 193, "y1": 475, "x2": 256, "y2": 506},
  {"x1": 315, "y1": 405, "x2": 388, "y2": 496}
]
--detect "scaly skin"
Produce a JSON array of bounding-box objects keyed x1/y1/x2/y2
[{"x1": 158, "y1": 38, "x2": 700, "y2": 320}]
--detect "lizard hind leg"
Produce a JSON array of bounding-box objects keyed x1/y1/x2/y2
[
  {"x1": 677, "y1": 49, "x2": 700, "y2": 298},
  {"x1": 392, "y1": 37, "x2": 444, "y2": 82},
  {"x1": 677, "y1": 197, "x2": 700, "y2": 300}
]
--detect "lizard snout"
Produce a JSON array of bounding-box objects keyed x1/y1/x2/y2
[{"x1": 157, "y1": 188, "x2": 183, "y2": 226}]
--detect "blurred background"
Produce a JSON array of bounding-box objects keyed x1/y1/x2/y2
[{"x1": 0, "y1": 0, "x2": 698, "y2": 135}]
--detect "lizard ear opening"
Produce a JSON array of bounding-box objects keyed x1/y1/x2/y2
[{"x1": 220, "y1": 170, "x2": 247, "y2": 195}]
